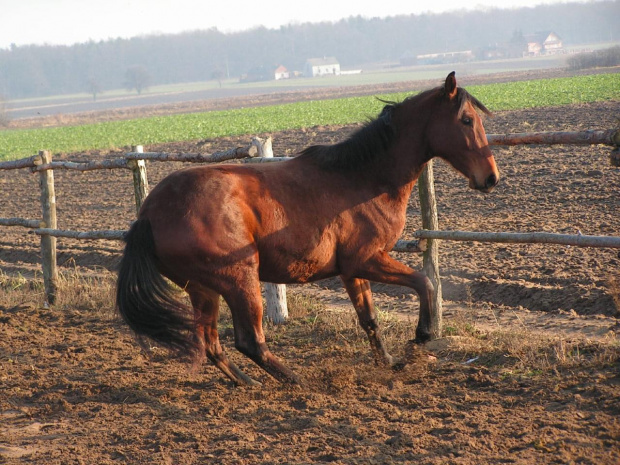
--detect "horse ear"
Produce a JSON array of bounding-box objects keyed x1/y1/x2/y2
[
  {"x1": 445, "y1": 71, "x2": 457, "y2": 99},
  {"x1": 378, "y1": 104, "x2": 393, "y2": 125}
]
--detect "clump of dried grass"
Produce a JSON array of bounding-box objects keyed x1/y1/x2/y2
[
  {"x1": 285, "y1": 290, "x2": 328, "y2": 319},
  {"x1": 0, "y1": 268, "x2": 116, "y2": 316},
  {"x1": 278, "y1": 290, "x2": 417, "y2": 353},
  {"x1": 436, "y1": 317, "x2": 619, "y2": 376},
  {"x1": 0, "y1": 271, "x2": 44, "y2": 309},
  {"x1": 54, "y1": 268, "x2": 117, "y2": 315}
]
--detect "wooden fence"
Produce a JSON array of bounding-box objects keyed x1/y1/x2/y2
[{"x1": 1, "y1": 129, "x2": 619, "y2": 334}]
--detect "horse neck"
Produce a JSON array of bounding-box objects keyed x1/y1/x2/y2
[{"x1": 373, "y1": 96, "x2": 434, "y2": 196}]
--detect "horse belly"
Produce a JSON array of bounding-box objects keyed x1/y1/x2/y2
[{"x1": 257, "y1": 240, "x2": 338, "y2": 284}]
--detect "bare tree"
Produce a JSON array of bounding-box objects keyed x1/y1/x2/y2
[
  {"x1": 124, "y1": 65, "x2": 151, "y2": 95},
  {"x1": 211, "y1": 69, "x2": 225, "y2": 88},
  {"x1": 87, "y1": 77, "x2": 102, "y2": 101},
  {"x1": 0, "y1": 94, "x2": 10, "y2": 127}
]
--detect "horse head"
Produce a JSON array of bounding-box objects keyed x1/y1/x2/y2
[{"x1": 426, "y1": 72, "x2": 500, "y2": 193}]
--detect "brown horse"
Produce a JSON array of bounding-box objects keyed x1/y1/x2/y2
[{"x1": 117, "y1": 72, "x2": 499, "y2": 386}]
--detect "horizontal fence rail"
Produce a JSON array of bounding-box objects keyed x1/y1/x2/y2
[
  {"x1": 393, "y1": 239, "x2": 427, "y2": 253},
  {"x1": 1, "y1": 130, "x2": 618, "y2": 173},
  {"x1": 124, "y1": 144, "x2": 258, "y2": 163},
  {"x1": 487, "y1": 128, "x2": 620, "y2": 147},
  {"x1": 0, "y1": 154, "x2": 44, "y2": 170},
  {"x1": 0, "y1": 143, "x2": 262, "y2": 172},
  {"x1": 244, "y1": 156, "x2": 293, "y2": 163},
  {"x1": 31, "y1": 228, "x2": 126, "y2": 241},
  {"x1": 0, "y1": 217, "x2": 42, "y2": 228},
  {"x1": 413, "y1": 229, "x2": 620, "y2": 249},
  {"x1": 32, "y1": 158, "x2": 132, "y2": 172}
]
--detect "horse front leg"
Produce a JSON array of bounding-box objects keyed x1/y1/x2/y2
[
  {"x1": 341, "y1": 277, "x2": 394, "y2": 366},
  {"x1": 353, "y1": 251, "x2": 434, "y2": 344}
]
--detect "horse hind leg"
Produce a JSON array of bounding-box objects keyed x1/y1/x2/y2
[
  {"x1": 188, "y1": 286, "x2": 260, "y2": 386},
  {"x1": 223, "y1": 282, "x2": 301, "y2": 385},
  {"x1": 342, "y1": 277, "x2": 395, "y2": 367}
]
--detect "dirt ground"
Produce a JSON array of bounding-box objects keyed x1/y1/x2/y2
[{"x1": 1, "y1": 79, "x2": 619, "y2": 463}]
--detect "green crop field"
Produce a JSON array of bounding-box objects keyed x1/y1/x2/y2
[{"x1": 1, "y1": 73, "x2": 618, "y2": 162}]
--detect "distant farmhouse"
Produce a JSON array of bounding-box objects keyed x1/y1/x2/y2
[
  {"x1": 241, "y1": 64, "x2": 290, "y2": 82},
  {"x1": 304, "y1": 57, "x2": 341, "y2": 77},
  {"x1": 274, "y1": 65, "x2": 290, "y2": 80},
  {"x1": 524, "y1": 32, "x2": 563, "y2": 56}
]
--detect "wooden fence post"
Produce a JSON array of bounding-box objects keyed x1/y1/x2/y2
[
  {"x1": 129, "y1": 145, "x2": 149, "y2": 215},
  {"x1": 38, "y1": 150, "x2": 58, "y2": 305},
  {"x1": 418, "y1": 160, "x2": 443, "y2": 339},
  {"x1": 252, "y1": 136, "x2": 289, "y2": 324}
]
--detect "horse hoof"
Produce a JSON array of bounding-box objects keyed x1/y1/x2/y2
[
  {"x1": 234, "y1": 376, "x2": 262, "y2": 388},
  {"x1": 374, "y1": 354, "x2": 395, "y2": 368},
  {"x1": 277, "y1": 372, "x2": 304, "y2": 387},
  {"x1": 411, "y1": 335, "x2": 431, "y2": 345},
  {"x1": 391, "y1": 361, "x2": 407, "y2": 372}
]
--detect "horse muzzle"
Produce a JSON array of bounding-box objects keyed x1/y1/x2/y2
[{"x1": 470, "y1": 172, "x2": 499, "y2": 193}]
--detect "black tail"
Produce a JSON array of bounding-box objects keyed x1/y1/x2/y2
[{"x1": 116, "y1": 219, "x2": 197, "y2": 356}]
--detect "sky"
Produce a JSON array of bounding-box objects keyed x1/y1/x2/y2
[{"x1": 0, "y1": 0, "x2": 577, "y2": 50}]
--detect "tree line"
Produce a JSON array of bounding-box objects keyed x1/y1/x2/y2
[{"x1": 0, "y1": 1, "x2": 616, "y2": 99}]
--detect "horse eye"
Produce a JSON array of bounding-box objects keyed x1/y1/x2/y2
[{"x1": 461, "y1": 116, "x2": 473, "y2": 126}]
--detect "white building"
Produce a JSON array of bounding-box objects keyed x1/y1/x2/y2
[
  {"x1": 304, "y1": 57, "x2": 341, "y2": 77},
  {"x1": 525, "y1": 32, "x2": 563, "y2": 56},
  {"x1": 274, "y1": 65, "x2": 290, "y2": 80}
]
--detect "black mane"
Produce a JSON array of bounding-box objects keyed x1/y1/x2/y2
[{"x1": 296, "y1": 101, "x2": 398, "y2": 171}]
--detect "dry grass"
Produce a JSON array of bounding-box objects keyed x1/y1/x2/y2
[
  {"x1": 284, "y1": 289, "x2": 328, "y2": 319},
  {"x1": 54, "y1": 269, "x2": 117, "y2": 314},
  {"x1": 282, "y1": 290, "x2": 619, "y2": 380},
  {"x1": 275, "y1": 289, "x2": 418, "y2": 355},
  {"x1": 435, "y1": 315, "x2": 619, "y2": 377},
  {"x1": 0, "y1": 271, "x2": 44, "y2": 309},
  {"x1": 0, "y1": 268, "x2": 116, "y2": 315}
]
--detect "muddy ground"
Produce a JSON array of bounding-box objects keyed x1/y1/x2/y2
[{"x1": 0, "y1": 80, "x2": 619, "y2": 463}]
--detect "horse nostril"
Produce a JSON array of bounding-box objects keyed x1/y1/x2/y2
[{"x1": 485, "y1": 173, "x2": 497, "y2": 189}]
